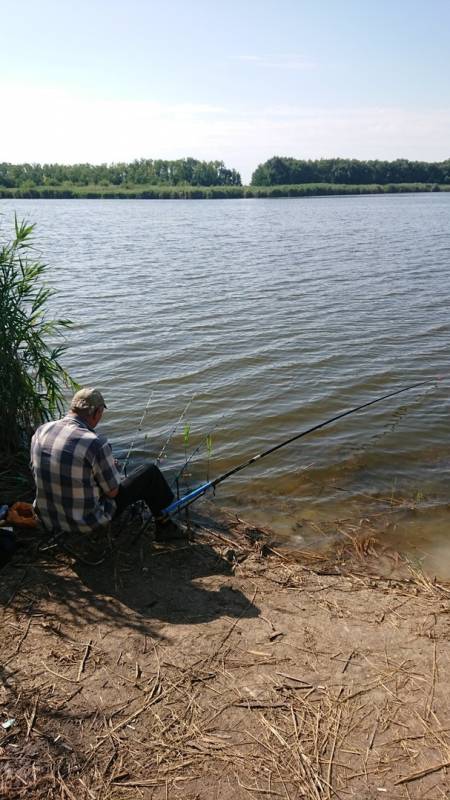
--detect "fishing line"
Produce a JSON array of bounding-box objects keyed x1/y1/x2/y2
[
  {"x1": 156, "y1": 393, "x2": 197, "y2": 464},
  {"x1": 122, "y1": 390, "x2": 154, "y2": 474},
  {"x1": 358, "y1": 381, "x2": 437, "y2": 453}
]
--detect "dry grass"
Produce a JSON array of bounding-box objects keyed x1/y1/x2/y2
[{"x1": 1, "y1": 512, "x2": 450, "y2": 799}]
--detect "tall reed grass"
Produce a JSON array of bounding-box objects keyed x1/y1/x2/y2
[
  {"x1": 0, "y1": 216, "x2": 77, "y2": 453},
  {"x1": 0, "y1": 182, "x2": 447, "y2": 200}
]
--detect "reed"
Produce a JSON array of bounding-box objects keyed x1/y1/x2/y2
[
  {"x1": 183, "y1": 423, "x2": 191, "y2": 463},
  {"x1": 206, "y1": 433, "x2": 213, "y2": 481},
  {"x1": 0, "y1": 182, "x2": 448, "y2": 200},
  {"x1": 0, "y1": 216, "x2": 77, "y2": 453}
]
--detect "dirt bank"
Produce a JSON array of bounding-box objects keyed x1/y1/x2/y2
[{"x1": 1, "y1": 511, "x2": 450, "y2": 799}]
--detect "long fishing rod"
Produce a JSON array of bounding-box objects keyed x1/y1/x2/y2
[
  {"x1": 156, "y1": 393, "x2": 197, "y2": 464},
  {"x1": 162, "y1": 378, "x2": 438, "y2": 517},
  {"x1": 122, "y1": 390, "x2": 154, "y2": 474}
]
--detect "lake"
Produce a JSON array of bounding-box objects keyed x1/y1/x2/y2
[{"x1": 1, "y1": 194, "x2": 450, "y2": 573}]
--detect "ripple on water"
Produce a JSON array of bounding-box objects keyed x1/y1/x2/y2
[{"x1": 2, "y1": 194, "x2": 450, "y2": 573}]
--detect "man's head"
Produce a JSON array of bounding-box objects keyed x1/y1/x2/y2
[{"x1": 70, "y1": 387, "x2": 107, "y2": 428}]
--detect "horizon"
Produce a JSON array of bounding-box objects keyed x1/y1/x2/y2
[{"x1": 1, "y1": 0, "x2": 450, "y2": 183}]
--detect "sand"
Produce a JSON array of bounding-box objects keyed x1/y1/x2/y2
[{"x1": 1, "y1": 509, "x2": 450, "y2": 799}]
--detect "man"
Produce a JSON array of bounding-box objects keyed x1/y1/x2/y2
[{"x1": 31, "y1": 387, "x2": 182, "y2": 540}]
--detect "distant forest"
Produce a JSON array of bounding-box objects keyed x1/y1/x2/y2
[
  {"x1": 1, "y1": 156, "x2": 449, "y2": 196},
  {"x1": 251, "y1": 156, "x2": 450, "y2": 185},
  {"x1": 0, "y1": 158, "x2": 242, "y2": 188}
]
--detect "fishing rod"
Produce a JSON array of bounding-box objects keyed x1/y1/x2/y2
[
  {"x1": 156, "y1": 393, "x2": 197, "y2": 464},
  {"x1": 122, "y1": 390, "x2": 154, "y2": 474},
  {"x1": 162, "y1": 378, "x2": 438, "y2": 517}
]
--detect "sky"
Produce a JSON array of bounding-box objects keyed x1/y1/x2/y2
[{"x1": 1, "y1": 0, "x2": 449, "y2": 183}]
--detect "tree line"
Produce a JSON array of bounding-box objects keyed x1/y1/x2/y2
[
  {"x1": 1, "y1": 156, "x2": 450, "y2": 191},
  {"x1": 0, "y1": 158, "x2": 241, "y2": 188},
  {"x1": 250, "y1": 157, "x2": 450, "y2": 185}
]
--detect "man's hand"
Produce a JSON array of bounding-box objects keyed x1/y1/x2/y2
[{"x1": 105, "y1": 487, "x2": 119, "y2": 498}]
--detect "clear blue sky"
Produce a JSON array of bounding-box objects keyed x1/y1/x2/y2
[{"x1": 1, "y1": 0, "x2": 449, "y2": 181}]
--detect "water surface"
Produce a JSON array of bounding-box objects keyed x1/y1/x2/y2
[{"x1": 2, "y1": 195, "x2": 449, "y2": 573}]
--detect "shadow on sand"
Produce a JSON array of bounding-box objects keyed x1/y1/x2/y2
[{"x1": 1, "y1": 522, "x2": 260, "y2": 639}]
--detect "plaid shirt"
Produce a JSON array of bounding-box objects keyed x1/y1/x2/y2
[{"x1": 31, "y1": 414, "x2": 121, "y2": 533}]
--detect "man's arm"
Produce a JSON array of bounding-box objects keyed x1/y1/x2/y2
[{"x1": 92, "y1": 441, "x2": 122, "y2": 498}]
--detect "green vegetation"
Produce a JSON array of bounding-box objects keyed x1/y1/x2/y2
[
  {"x1": 0, "y1": 182, "x2": 447, "y2": 200},
  {"x1": 1, "y1": 157, "x2": 449, "y2": 198},
  {"x1": 206, "y1": 434, "x2": 213, "y2": 482},
  {"x1": 0, "y1": 158, "x2": 241, "y2": 189},
  {"x1": 244, "y1": 182, "x2": 448, "y2": 196},
  {"x1": 0, "y1": 183, "x2": 246, "y2": 199},
  {"x1": 183, "y1": 424, "x2": 191, "y2": 463},
  {"x1": 0, "y1": 217, "x2": 77, "y2": 454},
  {"x1": 251, "y1": 156, "x2": 450, "y2": 186}
]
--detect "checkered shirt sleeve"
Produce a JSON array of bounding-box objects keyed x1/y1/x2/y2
[{"x1": 92, "y1": 436, "x2": 121, "y2": 495}]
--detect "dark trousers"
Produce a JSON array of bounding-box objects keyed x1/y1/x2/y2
[{"x1": 114, "y1": 464, "x2": 174, "y2": 519}]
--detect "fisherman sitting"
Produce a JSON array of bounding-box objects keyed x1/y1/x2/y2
[{"x1": 30, "y1": 387, "x2": 183, "y2": 541}]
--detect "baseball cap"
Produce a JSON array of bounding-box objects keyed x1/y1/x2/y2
[{"x1": 70, "y1": 387, "x2": 107, "y2": 413}]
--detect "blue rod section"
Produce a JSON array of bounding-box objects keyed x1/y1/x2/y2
[{"x1": 163, "y1": 481, "x2": 213, "y2": 516}]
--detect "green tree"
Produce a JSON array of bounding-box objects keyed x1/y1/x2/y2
[{"x1": 250, "y1": 156, "x2": 450, "y2": 186}]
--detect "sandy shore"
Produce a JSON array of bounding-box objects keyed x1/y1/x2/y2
[{"x1": 1, "y1": 510, "x2": 450, "y2": 799}]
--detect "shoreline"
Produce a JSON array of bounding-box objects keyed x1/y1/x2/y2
[
  {"x1": 1, "y1": 182, "x2": 449, "y2": 200},
  {"x1": 1, "y1": 511, "x2": 449, "y2": 798}
]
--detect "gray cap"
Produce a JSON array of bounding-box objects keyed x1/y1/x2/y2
[{"x1": 70, "y1": 387, "x2": 107, "y2": 413}]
